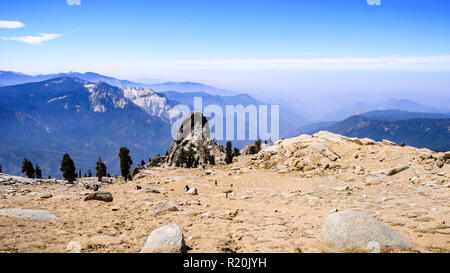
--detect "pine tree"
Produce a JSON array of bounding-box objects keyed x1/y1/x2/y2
[
  {"x1": 233, "y1": 147, "x2": 240, "y2": 157},
  {"x1": 0, "y1": 164, "x2": 2, "y2": 173},
  {"x1": 141, "y1": 160, "x2": 145, "y2": 166},
  {"x1": 87, "y1": 169, "x2": 92, "y2": 177},
  {"x1": 78, "y1": 169, "x2": 82, "y2": 179},
  {"x1": 34, "y1": 164, "x2": 42, "y2": 179},
  {"x1": 60, "y1": 153, "x2": 76, "y2": 183},
  {"x1": 119, "y1": 147, "x2": 133, "y2": 181},
  {"x1": 255, "y1": 140, "x2": 262, "y2": 153},
  {"x1": 95, "y1": 157, "x2": 107, "y2": 182},
  {"x1": 225, "y1": 141, "x2": 233, "y2": 164},
  {"x1": 21, "y1": 158, "x2": 35, "y2": 178}
]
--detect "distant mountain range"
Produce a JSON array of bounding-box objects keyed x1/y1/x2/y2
[
  {"x1": 318, "y1": 98, "x2": 449, "y2": 121},
  {"x1": 297, "y1": 110, "x2": 450, "y2": 151},
  {"x1": 0, "y1": 77, "x2": 175, "y2": 177},
  {"x1": 148, "y1": 82, "x2": 236, "y2": 96},
  {"x1": 0, "y1": 70, "x2": 237, "y2": 96}
]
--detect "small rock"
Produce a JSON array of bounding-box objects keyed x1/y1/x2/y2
[
  {"x1": 66, "y1": 241, "x2": 81, "y2": 253},
  {"x1": 333, "y1": 186, "x2": 349, "y2": 191},
  {"x1": 152, "y1": 201, "x2": 180, "y2": 215},
  {"x1": 140, "y1": 224, "x2": 186, "y2": 253},
  {"x1": 186, "y1": 188, "x2": 198, "y2": 195},
  {"x1": 137, "y1": 188, "x2": 160, "y2": 194},
  {"x1": 84, "y1": 191, "x2": 113, "y2": 202},
  {"x1": 40, "y1": 193, "x2": 53, "y2": 199},
  {"x1": 199, "y1": 211, "x2": 213, "y2": 218},
  {"x1": 384, "y1": 165, "x2": 409, "y2": 176}
]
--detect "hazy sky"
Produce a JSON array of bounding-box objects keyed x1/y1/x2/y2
[{"x1": 1, "y1": 0, "x2": 450, "y2": 109}]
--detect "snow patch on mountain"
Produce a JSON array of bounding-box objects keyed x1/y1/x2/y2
[
  {"x1": 122, "y1": 86, "x2": 182, "y2": 122},
  {"x1": 84, "y1": 82, "x2": 128, "y2": 112},
  {"x1": 47, "y1": 95, "x2": 69, "y2": 103}
]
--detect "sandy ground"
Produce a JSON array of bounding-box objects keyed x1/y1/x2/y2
[{"x1": 0, "y1": 161, "x2": 449, "y2": 253}]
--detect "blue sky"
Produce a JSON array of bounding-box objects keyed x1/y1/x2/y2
[{"x1": 1, "y1": 0, "x2": 450, "y2": 107}]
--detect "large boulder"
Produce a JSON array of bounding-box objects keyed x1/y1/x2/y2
[
  {"x1": 140, "y1": 224, "x2": 186, "y2": 253},
  {"x1": 0, "y1": 208, "x2": 59, "y2": 221},
  {"x1": 322, "y1": 210, "x2": 413, "y2": 253}
]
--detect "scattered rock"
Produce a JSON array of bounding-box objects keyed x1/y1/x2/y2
[
  {"x1": 186, "y1": 188, "x2": 198, "y2": 195},
  {"x1": 137, "y1": 188, "x2": 160, "y2": 194},
  {"x1": 322, "y1": 210, "x2": 413, "y2": 253},
  {"x1": 333, "y1": 186, "x2": 349, "y2": 191},
  {"x1": 140, "y1": 224, "x2": 186, "y2": 253},
  {"x1": 0, "y1": 208, "x2": 59, "y2": 221},
  {"x1": 152, "y1": 201, "x2": 180, "y2": 215},
  {"x1": 199, "y1": 211, "x2": 213, "y2": 218},
  {"x1": 384, "y1": 165, "x2": 409, "y2": 176},
  {"x1": 40, "y1": 193, "x2": 53, "y2": 199},
  {"x1": 84, "y1": 191, "x2": 113, "y2": 202}
]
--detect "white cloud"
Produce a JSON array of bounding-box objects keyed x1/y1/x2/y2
[
  {"x1": 0, "y1": 20, "x2": 26, "y2": 29},
  {"x1": 1, "y1": 33, "x2": 63, "y2": 45},
  {"x1": 66, "y1": 0, "x2": 81, "y2": 5}
]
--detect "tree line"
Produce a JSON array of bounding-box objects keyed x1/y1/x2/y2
[{"x1": 18, "y1": 147, "x2": 134, "y2": 183}]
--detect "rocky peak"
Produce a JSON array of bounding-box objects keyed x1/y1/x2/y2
[{"x1": 166, "y1": 112, "x2": 225, "y2": 167}]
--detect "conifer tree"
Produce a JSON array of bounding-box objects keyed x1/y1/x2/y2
[
  {"x1": 255, "y1": 139, "x2": 262, "y2": 153},
  {"x1": 119, "y1": 147, "x2": 133, "y2": 181},
  {"x1": 60, "y1": 153, "x2": 76, "y2": 183},
  {"x1": 87, "y1": 169, "x2": 92, "y2": 177},
  {"x1": 95, "y1": 157, "x2": 107, "y2": 182},
  {"x1": 0, "y1": 164, "x2": 2, "y2": 173},
  {"x1": 233, "y1": 147, "x2": 240, "y2": 157},
  {"x1": 21, "y1": 158, "x2": 35, "y2": 178},
  {"x1": 225, "y1": 141, "x2": 233, "y2": 164},
  {"x1": 35, "y1": 164, "x2": 42, "y2": 179}
]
